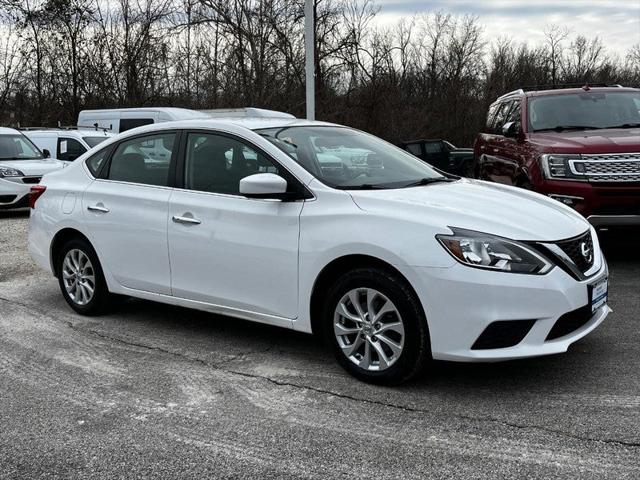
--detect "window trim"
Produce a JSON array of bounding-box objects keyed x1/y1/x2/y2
[
  {"x1": 96, "y1": 130, "x2": 181, "y2": 188},
  {"x1": 175, "y1": 129, "x2": 313, "y2": 201}
]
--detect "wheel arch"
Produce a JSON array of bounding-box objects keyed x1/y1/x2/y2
[
  {"x1": 309, "y1": 254, "x2": 425, "y2": 336},
  {"x1": 50, "y1": 228, "x2": 94, "y2": 277}
]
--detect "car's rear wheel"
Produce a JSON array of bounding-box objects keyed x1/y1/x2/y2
[
  {"x1": 56, "y1": 238, "x2": 113, "y2": 315},
  {"x1": 323, "y1": 267, "x2": 430, "y2": 384}
]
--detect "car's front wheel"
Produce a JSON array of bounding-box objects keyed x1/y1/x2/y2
[
  {"x1": 324, "y1": 267, "x2": 431, "y2": 384},
  {"x1": 56, "y1": 238, "x2": 113, "y2": 315}
]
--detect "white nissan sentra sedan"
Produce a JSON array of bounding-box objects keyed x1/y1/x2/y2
[
  {"x1": 0, "y1": 128, "x2": 66, "y2": 209},
  {"x1": 28, "y1": 118, "x2": 610, "y2": 384}
]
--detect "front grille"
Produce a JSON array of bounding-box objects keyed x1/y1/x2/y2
[
  {"x1": 570, "y1": 153, "x2": 640, "y2": 182},
  {"x1": 555, "y1": 230, "x2": 595, "y2": 273},
  {"x1": 471, "y1": 320, "x2": 536, "y2": 350},
  {"x1": 21, "y1": 176, "x2": 42, "y2": 184},
  {"x1": 546, "y1": 305, "x2": 592, "y2": 340}
]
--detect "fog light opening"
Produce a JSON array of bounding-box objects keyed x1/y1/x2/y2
[{"x1": 548, "y1": 194, "x2": 584, "y2": 209}]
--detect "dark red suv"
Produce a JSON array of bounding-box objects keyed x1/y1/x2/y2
[{"x1": 474, "y1": 86, "x2": 640, "y2": 227}]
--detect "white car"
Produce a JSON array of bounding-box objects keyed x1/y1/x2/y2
[
  {"x1": 0, "y1": 128, "x2": 66, "y2": 210},
  {"x1": 23, "y1": 129, "x2": 114, "y2": 162},
  {"x1": 28, "y1": 119, "x2": 610, "y2": 383}
]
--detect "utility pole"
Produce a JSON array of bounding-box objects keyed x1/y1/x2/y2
[{"x1": 304, "y1": 0, "x2": 315, "y2": 120}]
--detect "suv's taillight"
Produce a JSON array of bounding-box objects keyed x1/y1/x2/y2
[{"x1": 29, "y1": 185, "x2": 47, "y2": 209}]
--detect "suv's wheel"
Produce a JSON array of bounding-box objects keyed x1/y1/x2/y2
[
  {"x1": 56, "y1": 237, "x2": 113, "y2": 315},
  {"x1": 323, "y1": 267, "x2": 431, "y2": 384}
]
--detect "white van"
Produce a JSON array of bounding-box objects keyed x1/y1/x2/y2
[
  {"x1": 77, "y1": 107, "x2": 295, "y2": 134},
  {"x1": 77, "y1": 108, "x2": 210, "y2": 134},
  {"x1": 22, "y1": 129, "x2": 114, "y2": 162}
]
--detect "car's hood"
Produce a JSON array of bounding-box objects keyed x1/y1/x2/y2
[
  {"x1": 529, "y1": 128, "x2": 640, "y2": 153},
  {"x1": 0, "y1": 159, "x2": 66, "y2": 176},
  {"x1": 349, "y1": 179, "x2": 589, "y2": 241}
]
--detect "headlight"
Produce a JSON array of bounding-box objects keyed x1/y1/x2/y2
[
  {"x1": 0, "y1": 166, "x2": 24, "y2": 178},
  {"x1": 437, "y1": 228, "x2": 553, "y2": 274},
  {"x1": 539, "y1": 154, "x2": 584, "y2": 181}
]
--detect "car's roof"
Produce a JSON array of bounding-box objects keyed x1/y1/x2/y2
[
  {"x1": 0, "y1": 127, "x2": 21, "y2": 135},
  {"x1": 123, "y1": 117, "x2": 341, "y2": 134}
]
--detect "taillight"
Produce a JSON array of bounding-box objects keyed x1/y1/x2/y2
[{"x1": 29, "y1": 185, "x2": 47, "y2": 209}]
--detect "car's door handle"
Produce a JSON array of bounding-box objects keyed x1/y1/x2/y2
[
  {"x1": 87, "y1": 204, "x2": 110, "y2": 213},
  {"x1": 172, "y1": 215, "x2": 201, "y2": 225}
]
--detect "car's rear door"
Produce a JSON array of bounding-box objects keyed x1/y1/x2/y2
[
  {"x1": 167, "y1": 130, "x2": 302, "y2": 323},
  {"x1": 82, "y1": 131, "x2": 177, "y2": 294}
]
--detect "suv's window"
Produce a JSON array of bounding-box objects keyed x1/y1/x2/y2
[
  {"x1": 485, "y1": 103, "x2": 500, "y2": 131},
  {"x1": 58, "y1": 137, "x2": 87, "y2": 161},
  {"x1": 505, "y1": 100, "x2": 521, "y2": 125},
  {"x1": 86, "y1": 147, "x2": 111, "y2": 177},
  {"x1": 119, "y1": 118, "x2": 154, "y2": 133},
  {"x1": 528, "y1": 91, "x2": 640, "y2": 131},
  {"x1": 184, "y1": 133, "x2": 281, "y2": 195},
  {"x1": 492, "y1": 101, "x2": 515, "y2": 134},
  {"x1": 107, "y1": 133, "x2": 175, "y2": 186}
]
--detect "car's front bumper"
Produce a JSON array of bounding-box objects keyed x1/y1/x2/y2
[
  {"x1": 539, "y1": 179, "x2": 640, "y2": 225},
  {"x1": 0, "y1": 177, "x2": 31, "y2": 209},
  {"x1": 401, "y1": 253, "x2": 610, "y2": 362}
]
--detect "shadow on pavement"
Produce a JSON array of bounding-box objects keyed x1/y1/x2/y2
[{"x1": 0, "y1": 209, "x2": 30, "y2": 219}]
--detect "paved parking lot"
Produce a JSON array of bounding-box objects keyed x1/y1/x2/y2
[{"x1": 0, "y1": 210, "x2": 639, "y2": 479}]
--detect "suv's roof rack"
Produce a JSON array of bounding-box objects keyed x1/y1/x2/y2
[{"x1": 520, "y1": 83, "x2": 625, "y2": 92}]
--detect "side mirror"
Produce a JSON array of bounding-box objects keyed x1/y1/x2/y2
[
  {"x1": 239, "y1": 173, "x2": 288, "y2": 199},
  {"x1": 42, "y1": 149, "x2": 51, "y2": 158},
  {"x1": 502, "y1": 121, "x2": 520, "y2": 138}
]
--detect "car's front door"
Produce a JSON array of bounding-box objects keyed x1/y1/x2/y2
[
  {"x1": 82, "y1": 132, "x2": 177, "y2": 294},
  {"x1": 167, "y1": 131, "x2": 303, "y2": 321}
]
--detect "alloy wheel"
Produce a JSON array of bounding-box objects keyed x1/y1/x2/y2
[
  {"x1": 333, "y1": 288, "x2": 405, "y2": 371},
  {"x1": 62, "y1": 249, "x2": 96, "y2": 306}
]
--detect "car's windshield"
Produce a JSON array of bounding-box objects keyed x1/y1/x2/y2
[
  {"x1": 83, "y1": 136, "x2": 109, "y2": 148},
  {"x1": 256, "y1": 126, "x2": 447, "y2": 189},
  {"x1": 0, "y1": 134, "x2": 44, "y2": 160},
  {"x1": 529, "y1": 91, "x2": 640, "y2": 132}
]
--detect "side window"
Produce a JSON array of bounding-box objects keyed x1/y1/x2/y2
[
  {"x1": 107, "y1": 133, "x2": 175, "y2": 186},
  {"x1": 86, "y1": 147, "x2": 111, "y2": 177},
  {"x1": 492, "y1": 101, "x2": 514, "y2": 134},
  {"x1": 184, "y1": 133, "x2": 282, "y2": 195},
  {"x1": 486, "y1": 103, "x2": 500, "y2": 131},
  {"x1": 57, "y1": 137, "x2": 87, "y2": 161},
  {"x1": 505, "y1": 100, "x2": 521, "y2": 125},
  {"x1": 424, "y1": 142, "x2": 444, "y2": 154},
  {"x1": 405, "y1": 143, "x2": 422, "y2": 156},
  {"x1": 119, "y1": 118, "x2": 154, "y2": 133}
]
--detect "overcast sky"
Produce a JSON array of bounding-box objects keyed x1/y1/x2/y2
[{"x1": 372, "y1": 0, "x2": 640, "y2": 56}]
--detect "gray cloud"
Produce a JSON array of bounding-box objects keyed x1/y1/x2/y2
[{"x1": 371, "y1": 0, "x2": 640, "y2": 54}]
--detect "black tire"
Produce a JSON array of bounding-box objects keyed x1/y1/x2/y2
[
  {"x1": 56, "y1": 237, "x2": 113, "y2": 316},
  {"x1": 323, "y1": 267, "x2": 431, "y2": 385}
]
